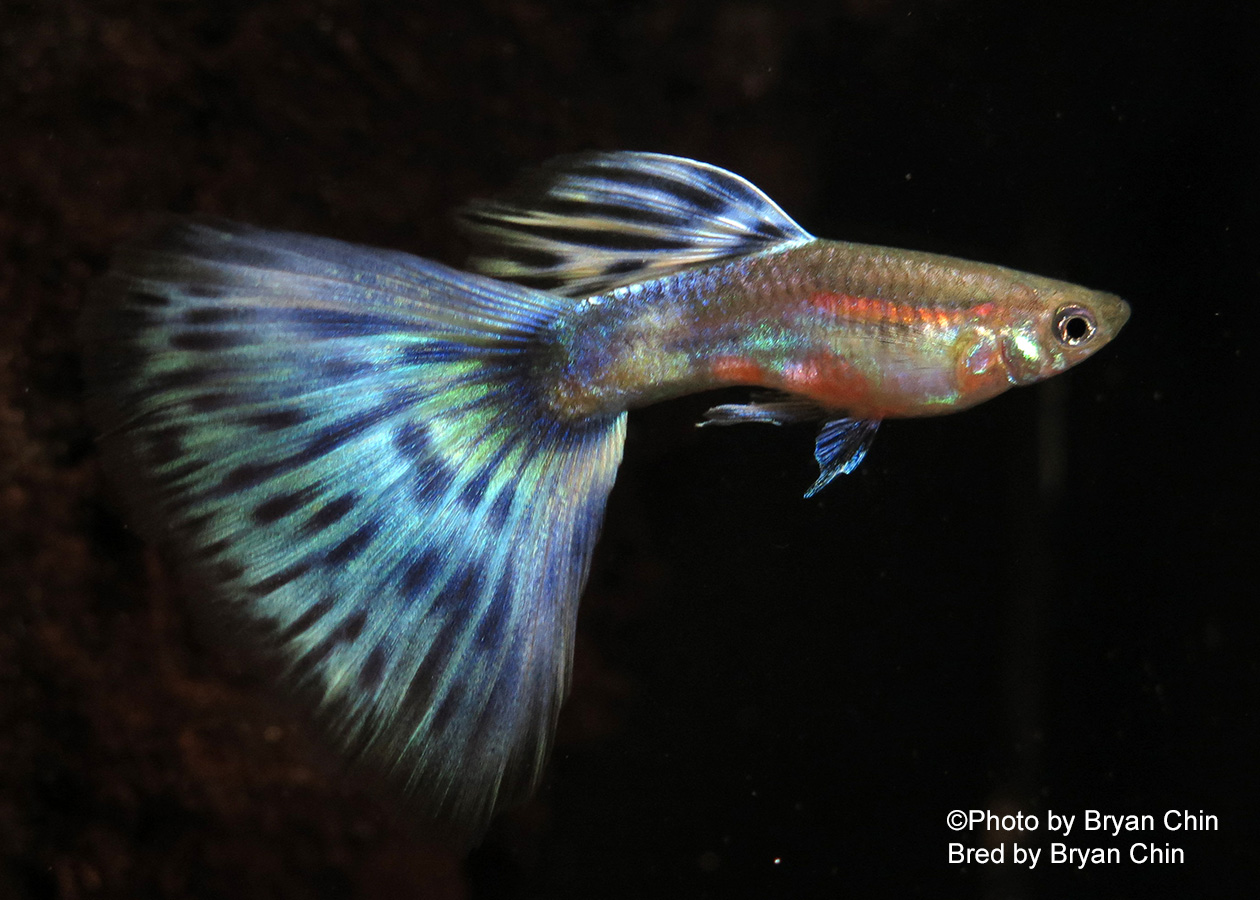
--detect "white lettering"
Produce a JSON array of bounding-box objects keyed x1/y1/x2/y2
[
  {"x1": 1047, "y1": 810, "x2": 1075, "y2": 836},
  {"x1": 1131, "y1": 842, "x2": 1185, "y2": 864},
  {"x1": 1012, "y1": 843, "x2": 1041, "y2": 869},
  {"x1": 948, "y1": 843, "x2": 1005, "y2": 864},
  {"x1": 1050, "y1": 843, "x2": 1119, "y2": 868},
  {"x1": 1083, "y1": 810, "x2": 1153, "y2": 835},
  {"x1": 1164, "y1": 809, "x2": 1218, "y2": 831},
  {"x1": 966, "y1": 810, "x2": 1037, "y2": 831}
]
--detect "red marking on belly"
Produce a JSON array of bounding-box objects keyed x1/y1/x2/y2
[
  {"x1": 781, "y1": 354, "x2": 873, "y2": 409},
  {"x1": 711, "y1": 355, "x2": 767, "y2": 385}
]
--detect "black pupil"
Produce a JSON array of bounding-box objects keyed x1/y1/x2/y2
[{"x1": 1062, "y1": 315, "x2": 1091, "y2": 342}]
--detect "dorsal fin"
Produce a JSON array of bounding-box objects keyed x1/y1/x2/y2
[{"x1": 459, "y1": 152, "x2": 814, "y2": 297}]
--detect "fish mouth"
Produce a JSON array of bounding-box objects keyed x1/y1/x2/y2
[
  {"x1": 1114, "y1": 296, "x2": 1132, "y2": 331},
  {"x1": 1094, "y1": 291, "x2": 1131, "y2": 340}
]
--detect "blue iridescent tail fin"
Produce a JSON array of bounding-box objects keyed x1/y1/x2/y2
[{"x1": 83, "y1": 220, "x2": 626, "y2": 828}]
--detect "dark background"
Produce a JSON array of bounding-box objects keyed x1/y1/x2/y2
[{"x1": 3, "y1": 1, "x2": 1255, "y2": 898}]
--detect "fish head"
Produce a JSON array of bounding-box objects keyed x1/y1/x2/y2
[{"x1": 996, "y1": 284, "x2": 1130, "y2": 386}]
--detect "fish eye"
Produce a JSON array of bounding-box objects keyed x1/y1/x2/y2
[{"x1": 1054, "y1": 305, "x2": 1096, "y2": 346}]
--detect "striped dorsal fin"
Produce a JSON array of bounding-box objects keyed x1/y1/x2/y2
[{"x1": 459, "y1": 151, "x2": 813, "y2": 297}]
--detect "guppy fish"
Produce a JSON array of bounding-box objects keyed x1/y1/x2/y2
[{"x1": 83, "y1": 153, "x2": 1128, "y2": 828}]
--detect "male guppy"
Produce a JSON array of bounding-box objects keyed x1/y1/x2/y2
[{"x1": 84, "y1": 153, "x2": 1128, "y2": 827}]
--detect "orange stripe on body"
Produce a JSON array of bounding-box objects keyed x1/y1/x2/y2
[{"x1": 811, "y1": 290, "x2": 981, "y2": 330}]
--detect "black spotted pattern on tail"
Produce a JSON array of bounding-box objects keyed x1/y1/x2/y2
[
  {"x1": 83, "y1": 220, "x2": 626, "y2": 829},
  {"x1": 459, "y1": 151, "x2": 814, "y2": 297}
]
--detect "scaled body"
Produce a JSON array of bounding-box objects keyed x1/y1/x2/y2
[
  {"x1": 84, "y1": 153, "x2": 1128, "y2": 828},
  {"x1": 539, "y1": 239, "x2": 1126, "y2": 420}
]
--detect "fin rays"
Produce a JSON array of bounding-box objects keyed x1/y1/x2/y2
[
  {"x1": 460, "y1": 151, "x2": 813, "y2": 297},
  {"x1": 84, "y1": 220, "x2": 626, "y2": 829}
]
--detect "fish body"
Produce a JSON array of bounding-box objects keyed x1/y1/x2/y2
[
  {"x1": 83, "y1": 153, "x2": 1128, "y2": 828},
  {"x1": 536, "y1": 239, "x2": 1126, "y2": 421}
]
